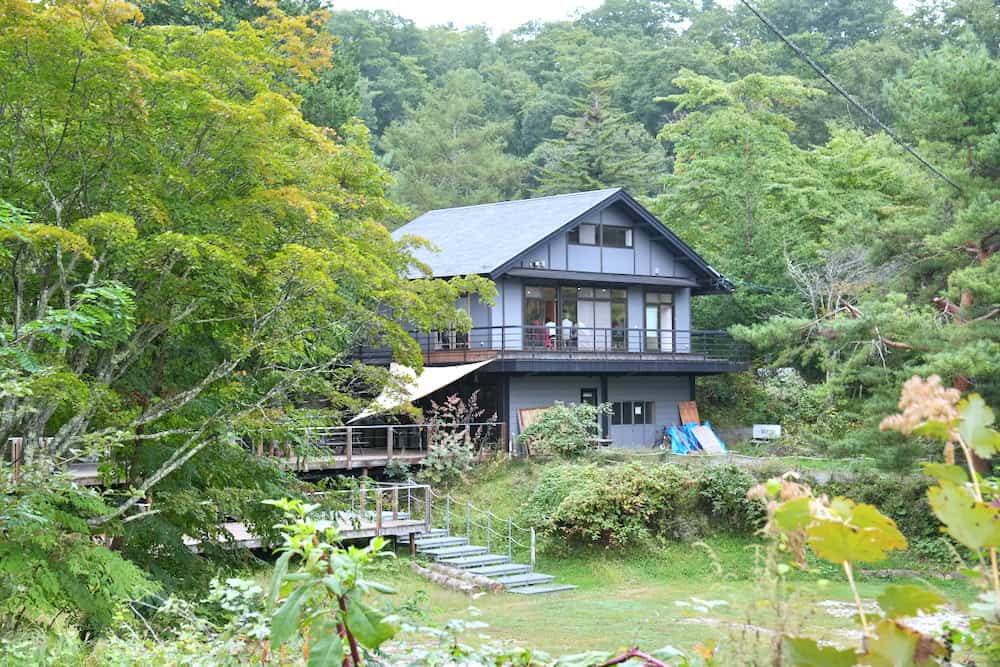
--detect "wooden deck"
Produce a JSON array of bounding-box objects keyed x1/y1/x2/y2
[
  {"x1": 279, "y1": 449, "x2": 427, "y2": 472},
  {"x1": 184, "y1": 514, "x2": 430, "y2": 552}
]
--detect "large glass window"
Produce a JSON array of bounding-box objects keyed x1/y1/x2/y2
[
  {"x1": 524, "y1": 286, "x2": 558, "y2": 348},
  {"x1": 528, "y1": 284, "x2": 628, "y2": 350}
]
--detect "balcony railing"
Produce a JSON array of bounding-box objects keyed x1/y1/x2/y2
[{"x1": 362, "y1": 326, "x2": 748, "y2": 365}]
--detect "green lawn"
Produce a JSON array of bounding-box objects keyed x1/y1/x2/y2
[{"x1": 379, "y1": 537, "x2": 975, "y2": 660}]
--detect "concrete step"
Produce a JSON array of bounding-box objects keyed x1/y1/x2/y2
[
  {"x1": 397, "y1": 529, "x2": 448, "y2": 544},
  {"x1": 413, "y1": 536, "x2": 469, "y2": 550},
  {"x1": 438, "y1": 553, "x2": 509, "y2": 568},
  {"x1": 464, "y1": 563, "x2": 531, "y2": 577},
  {"x1": 506, "y1": 583, "x2": 577, "y2": 595},
  {"x1": 423, "y1": 545, "x2": 488, "y2": 559},
  {"x1": 494, "y1": 572, "x2": 554, "y2": 588}
]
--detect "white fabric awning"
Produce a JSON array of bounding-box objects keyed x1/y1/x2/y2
[{"x1": 349, "y1": 360, "x2": 493, "y2": 422}]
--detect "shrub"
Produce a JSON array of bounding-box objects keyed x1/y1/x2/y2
[
  {"x1": 522, "y1": 463, "x2": 761, "y2": 548},
  {"x1": 515, "y1": 402, "x2": 610, "y2": 458},
  {"x1": 696, "y1": 465, "x2": 767, "y2": 534},
  {"x1": 419, "y1": 391, "x2": 497, "y2": 485}
]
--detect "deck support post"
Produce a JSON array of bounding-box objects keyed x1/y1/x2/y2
[
  {"x1": 530, "y1": 527, "x2": 536, "y2": 572},
  {"x1": 507, "y1": 517, "x2": 512, "y2": 561},
  {"x1": 345, "y1": 426, "x2": 353, "y2": 470},
  {"x1": 424, "y1": 488, "x2": 432, "y2": 532},
  {"x1": 408, "y1": 532, "x2": 417, "y2": 556},
  {"x1": 386, "y1": 425, "x2": 394, "y2": 462}
]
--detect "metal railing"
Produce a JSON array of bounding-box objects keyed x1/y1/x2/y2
[
  {"x1": 253, "y1": 422, "x2": 506, "y2": 470},
  {"x1": 361, "y1": 327, "x2": 748, "y2": 365},
  {"x1": 426, "y1": 487, "x2": 537, "y2": 571},
  {"x1": 310, "y1": 482, "x2": 435, "y2": 536}
]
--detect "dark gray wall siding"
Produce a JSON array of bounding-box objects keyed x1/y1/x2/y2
[
  {"x1": 507, "y1": 374, "x2": 692, "y2": 449},
  {"x1": 607, "y1": 375, "x2": 691, "y2": 447}
]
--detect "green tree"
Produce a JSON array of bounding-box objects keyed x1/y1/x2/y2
[
  {"x1": 0, "y1": 0, "x2": 492, "y2": 580},
  {"x1": 530, "y1": 86, "x2": 668, "y2": 197},
  {"x1": 381, "y1": 70, "x2": 526, "y2": 215},
  {"x1": 653, "y1": 71, "x2": 827, "y2": 328}
]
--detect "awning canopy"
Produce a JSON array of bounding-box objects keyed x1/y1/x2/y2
[{"x1": 349, "y1": 360, "x2": 493, "y2": 423}]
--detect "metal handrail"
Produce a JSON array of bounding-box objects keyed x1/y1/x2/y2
[{"x1": 359, "y1": 327, "x2": 748, "y2": 365}]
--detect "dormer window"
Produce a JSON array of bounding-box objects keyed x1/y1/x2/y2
[{"x1": 567, "y1": 223, "x2": 633, "y2": 248}]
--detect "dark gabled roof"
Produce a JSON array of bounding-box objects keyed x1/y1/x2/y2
[{"x1": 392, "y1": 188, "x2": 732, "y2": 294}]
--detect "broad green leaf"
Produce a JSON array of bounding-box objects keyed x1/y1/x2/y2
[
  {"x1": 271, "y1": 586, "x2": 309, "y2": 647},
  {"x1": 344, "y1": 598, "x2": 396, "y2": 649},
  {"x1": 876, "y1": 585, "x2": 945, "y2": 618},
  {"x1": 860, "y1": 619, "x2": 944, "y2": 666},
  {"x1": 774, "y1": 497, "x2": 812, "y2": 532},
  {"x1": 269, "y1": 551, "x2": 292, "y2": 612},
  {"x1": 806, "y1": 501, "x2": 907, "y2": 564},
  {"x1": 912, "y1": 420, "x2": 952, "y2": 442},
  {"x1": 308, "y1": 622, "x2": 345, "y2": 667},
  {"x1": 957, "y1": 394, "x2": 1000, "y2": 459},
  {"x1": 927, "y1": 481, "x2": 1000, "y2": 550},
  {"x1": 921, "y1": 463, "x2": 967, "y2": 484},
  {"x1": 784, "y1": 636, "x2": 857, "y2": 667}
]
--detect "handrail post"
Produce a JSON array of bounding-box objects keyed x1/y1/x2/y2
[
  {"x1": 346, "y1": 426, "x2": 353, "y2": 470},
  {"x1": 359, "y1": 484, "x2": 367, "y2": 520},
  {"x1": 507, "y1": 517, "x2": 512, "y2": 561},
  {"x1": 406, "y1": 487, "x2": 412, "y2": 516},
  {"x1": 486, "y1": 513, "x2": 491, "y2": 552},
  {"x1": 424, "y1": 487, "x2": 432, "y2": 532},
  {"x1": 530, "y1": 527, "x2": 536, "y2": 571},
  {"x1": 445, "y1": 495, "x2": 451, "y2": 534},
  {"x1": 465, "y1": 501, "x2": 471, "y2": 537},
  {"x1": 375, "y1": 489, "x2": 383, "y2": 536},
  {"x1": 392, "y1": 486, "x2": 399, "y2": 520}
]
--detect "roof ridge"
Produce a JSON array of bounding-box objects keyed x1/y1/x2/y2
[{"x1": 418, "y1": 187, "x2": 621, "y2": 215}]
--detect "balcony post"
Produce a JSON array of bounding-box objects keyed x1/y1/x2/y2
[
  {"x1": 386, "y1": 426, "x2": 394, "y2": 461},
  {"x1": 345, "y1": 426, "x2": 353, "y2": 470}
]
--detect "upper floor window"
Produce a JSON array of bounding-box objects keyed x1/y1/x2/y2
[
  {"x1": 567, "y1": 223, "x2": 633, "y2": 248},
  {"x1": 601, "y1": 226, "x2": 633, "y2": 248}
]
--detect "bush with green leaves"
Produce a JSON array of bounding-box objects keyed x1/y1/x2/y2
[
  {"x1": 522, "y1": 463, "x2": 765, "y2": 548},
  {"x1": 515, "y1": 402, "x2": 610, "y2": 458}
]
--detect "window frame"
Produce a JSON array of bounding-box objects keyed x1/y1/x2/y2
[{"x1": 567, "y1": 223, "x2": 634, "y2": 248}]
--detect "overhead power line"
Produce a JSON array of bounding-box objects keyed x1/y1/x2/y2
[{"x1": 739, "y1": 0, "x2": 964, "y2": 193}]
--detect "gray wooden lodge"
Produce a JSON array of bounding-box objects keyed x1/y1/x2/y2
[{"x1": 364, "y1": 188, "x2": 748, "y2": 448}]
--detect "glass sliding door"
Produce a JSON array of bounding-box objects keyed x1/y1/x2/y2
[
  {"x1": 524, "y1": 286, "x2": 558, "y2": 348},
  {"x1": 644, "y1": 291, "x2": 674, "y2": 352},
  {"x1": 525, "y1": 284, "x2": 627, "y2": 351}
]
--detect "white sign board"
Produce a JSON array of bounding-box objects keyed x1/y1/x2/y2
[{"x1": 753, "y1": 424, "x2": 782, "y2": 440}]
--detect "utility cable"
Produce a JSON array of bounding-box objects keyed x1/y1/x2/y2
[{"x1": 739, "y1": 0, "x2": 964, "y2": 193}]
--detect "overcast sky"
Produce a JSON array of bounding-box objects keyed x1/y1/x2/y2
[
  {"x1": 330, "y1": 1, "x2": 915, "y2": 34},
  {"x1": 331, "y1": 0, "x2": 641, "y2": 34}
]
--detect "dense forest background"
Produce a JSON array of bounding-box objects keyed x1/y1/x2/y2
[{"x1": 227, "y1": 0, "x2": 999, "y2": 468}]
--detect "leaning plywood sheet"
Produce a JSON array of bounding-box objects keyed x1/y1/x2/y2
[
  {"x1": 690, "y1": 425, "x2": 726, "y2": 455},
  {"x1": 679, "y1": 401, "x2": 700, "y2": 425},
  {"x1": 518, "y1": 406, "x2": 551, "y2": 431}
]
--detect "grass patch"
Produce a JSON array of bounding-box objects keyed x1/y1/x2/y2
[{"x1": 382, "y1": 537, "x2": 976, "y2": 658}]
